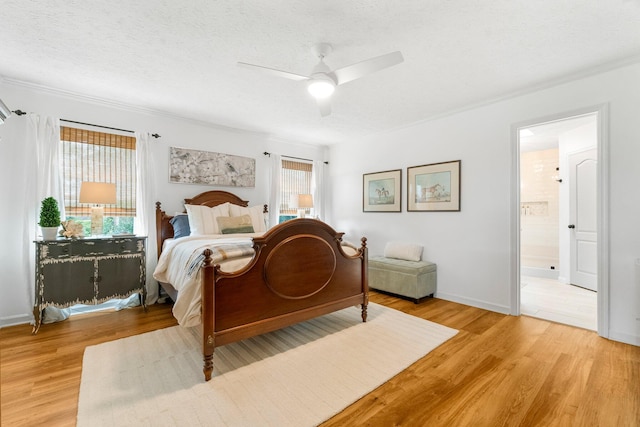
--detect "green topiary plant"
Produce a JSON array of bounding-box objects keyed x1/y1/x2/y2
[{"x1": 38, "y1": 197, "x2": 61, "y2": 227}]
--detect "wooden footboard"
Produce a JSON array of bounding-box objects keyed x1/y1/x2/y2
[
  {"x1": 200, "y1": 218, "x2": 368, "y2": 381},
  {"x1": 154, "y1": 191, "x2": 368, "y2": 381}
]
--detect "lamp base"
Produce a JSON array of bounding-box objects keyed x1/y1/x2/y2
[
  {"x1": 90, "y1": 206, "x2": 104, "y2": 235},
  {"x1": 297, "y1": 209, "x2": 306, "y2": 219}
]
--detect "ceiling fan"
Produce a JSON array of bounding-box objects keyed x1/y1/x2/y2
[{"x1": 238, "y1": 43, "x2": 404, "y2": 117}]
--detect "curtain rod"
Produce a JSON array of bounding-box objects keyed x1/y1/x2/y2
[
  {"x1": 263, "y1": 152, "x2": 328, "y2": 165},
  {"x1": 61, "y1": 119, "x2": 161, "y2": 138}
]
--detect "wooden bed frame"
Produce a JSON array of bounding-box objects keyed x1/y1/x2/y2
[{"x1": 155, "y1": 190, "x2": 369, "y2": 381}]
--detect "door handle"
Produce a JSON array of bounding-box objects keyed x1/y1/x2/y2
[{"x1": 568, "y1": 224, "x2": 575, "y2": 229}]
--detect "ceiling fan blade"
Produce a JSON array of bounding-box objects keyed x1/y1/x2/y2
[
  {"x1": 316, "y1": 97, "x2": 332, "y2": 117},
  {"x1": 237, "y1": 62, "x2": 310, "y2": 81},
  {"x1": 331, "y1": 51, "x2": 404, "y2": 86}
]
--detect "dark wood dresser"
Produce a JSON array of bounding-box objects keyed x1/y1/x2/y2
[{"x1": 33, "y1": 236, "x2": 146, "y2": 333}]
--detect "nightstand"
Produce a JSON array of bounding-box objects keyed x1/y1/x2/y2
[{"x1": 33, "y1": 236, "x2": 147, "y2": 334}]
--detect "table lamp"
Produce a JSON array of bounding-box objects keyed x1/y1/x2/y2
[
  {"x1": 289, "y1": 194, "x2": 313, "y2": 218},
  {"x1": 79, "y1": 181, "x2": 117, "y2": 235}
]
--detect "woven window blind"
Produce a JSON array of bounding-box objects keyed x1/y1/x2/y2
[
  {"x1": 280, "y1": 159, "x2": 313, "y2": 215},
  {"x1": 61, "y1": 127, "x2": 137, "y2": 217}
]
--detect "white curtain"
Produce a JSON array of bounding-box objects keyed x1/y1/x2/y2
[
  {"x1": 32, "y1": 115, "x2": 64, "y2": 220},
  {"x1": 134, "y1": 132, "x2": 159, "y2": 304},
  {"x1": 312, "y1": 160, "x2": 325, "y2": 221},
  {"x1": 31, "y1": 115, "x2": 66, "y2": 322},
  {"x1": 268, "y1": 153, "x2": 282, "y2": 228}
]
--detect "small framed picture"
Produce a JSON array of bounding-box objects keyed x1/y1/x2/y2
[
  {"x1": 407, "y1": 160, "x2": 461, "y2": 212},
  {"x1": 363, "y1": 169, "x2": 402, "y2": 212}
]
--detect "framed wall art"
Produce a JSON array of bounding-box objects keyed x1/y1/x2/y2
[
  {"x1": 407, "y1": 160, "x2": 460, "y2": 212},
  {"x1": 363, "y1": 169, "x2": 402, "y2": 212},
  {"x1": 169, "y1": 147, "x2": 256, "y2": 187}
]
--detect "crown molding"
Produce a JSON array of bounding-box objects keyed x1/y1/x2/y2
[
  {"x1": 361, "y1": 55, "x2": 640, "y2": 142},
  {"x1": 0, "y1": 76, "x2": 275, "y2": 139}
]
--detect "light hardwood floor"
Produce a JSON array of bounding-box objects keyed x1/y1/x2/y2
[
  {"x1": 1, "y1": 292, "x2": 638, "y2": 426},
  {"x1": 521, "y1": 276, "x2": 597, "y2": 330}
]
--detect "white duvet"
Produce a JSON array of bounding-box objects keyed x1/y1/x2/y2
[{"x1": 153, "y1": 233, "x2": 264, "y2": 327}]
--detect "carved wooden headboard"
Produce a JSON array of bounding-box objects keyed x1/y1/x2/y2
[{"x1": 155, "y1": 190, "x2": 267, "y2": 258}]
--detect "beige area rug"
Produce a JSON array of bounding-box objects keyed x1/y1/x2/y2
[{"x1": 77, "y1": 303, "x2": 457, "y2": 426}]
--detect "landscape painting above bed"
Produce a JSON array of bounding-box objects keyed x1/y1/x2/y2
[
  {"x1": 154, "y1": 190, "x2": 369, "y2": 381},
  {"x1": 169, "y1": 147, "x2": 256, "y2": 187}
]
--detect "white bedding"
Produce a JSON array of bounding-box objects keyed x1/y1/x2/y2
[{"x1": 153, "y1": 233, "x2": 264, "y2": 327}]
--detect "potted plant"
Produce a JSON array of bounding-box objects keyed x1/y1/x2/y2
[{"x1": 38, "y1": 197, "x2": 61, "y2": 240}]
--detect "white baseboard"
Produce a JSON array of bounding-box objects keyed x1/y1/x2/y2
[
  {"x1": 435, "y1": 292, "x2": 511, "y2": 315},
  {"x1": 521, "y1": 266, "x2": 559, "y2": 280},
  {"x1": 607, "y1": 330, "x2": 640, "y2": 347},
  {"x1": 0, "y1": 314, "x2": 32, "y2": 328}
]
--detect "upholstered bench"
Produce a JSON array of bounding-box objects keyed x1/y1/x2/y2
[
  {"x1": 368, "y1": 242, "x2": 436, "y2": 303},
  {"x1": 369, "y1": 256, "x2": 437, "y2": 303}
]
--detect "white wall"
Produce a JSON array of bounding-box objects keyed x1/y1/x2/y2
[
  {"x1": 329, "y1": 62, "x2": 640, "y2": 346},
  {"x1": 0, "y1": 81, "x2": 327, "y2": 327}
]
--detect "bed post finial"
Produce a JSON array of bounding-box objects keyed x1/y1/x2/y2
[{"x1": 203, "y1": 248, "x2": 213, "y2": 266}]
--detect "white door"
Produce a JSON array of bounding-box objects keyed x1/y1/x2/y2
[{"x1": 569, "y1": 148, "x2": 597, "y2": 291}]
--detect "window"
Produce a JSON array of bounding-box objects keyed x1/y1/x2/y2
[
  {"x1": 280, "y1": 158, "x2": 313, "y2": 223},
  {"x1": 60, "y1": 127, "x2": 136, "y2": 234}
]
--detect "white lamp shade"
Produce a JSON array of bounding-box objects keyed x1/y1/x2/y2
[
  {"x1": 290, "y1": 194, "x2": 313, "y2": 219},
  {"x1": 79, "y1": 182, "x2": 117, "y2": 204},
  {"x1": 297, "y1": 194, "x2": 313, "y2": 208},
  {"x1": 289, "y1": 194, "x2": 313, "y2": 208}
]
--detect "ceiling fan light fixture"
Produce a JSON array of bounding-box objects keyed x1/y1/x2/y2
[
  {"x1": 239, "y1": 44, "x2": 403, "y2": 116},
  {"x1": 307, "y1": 77, "x2": 335, "y2": 99}
]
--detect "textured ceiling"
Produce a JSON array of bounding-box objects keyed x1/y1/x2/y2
[{"x1": 1, "y1": 1, "x2": 639, "y2": 145}]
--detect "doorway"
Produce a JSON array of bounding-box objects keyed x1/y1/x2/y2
[{"x1": 514, "y1": 109, "x2": 606, "y2": 332}]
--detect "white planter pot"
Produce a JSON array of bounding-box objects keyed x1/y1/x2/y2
[{"x1": 41, "y1": 226, "x2": 59, "y2": 240}]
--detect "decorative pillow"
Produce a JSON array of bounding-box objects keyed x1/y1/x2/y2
[
  {"x1": 216, "y1": 215, "x2": 255, "y2": 234},
  {"x1": 185, "y1": 203, "x2": 230, "y2": 235},
  {"x1": 169, "y1": 214, "x2": 191, "y2": 239},
  {"x1": 229, "y1": 204, "x2": 266, "y2": 232},
  {"x1": 384, "y1": 241, "x2": 424, "y2": 262}
]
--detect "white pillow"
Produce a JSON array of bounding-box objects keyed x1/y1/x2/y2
[
  {"x1": 384, "y1": 241, "x2": 424, "y2": 262},
  {"x1": 229, "y1": 204, "x2": 266, "y2": 232},
  {"x1": 185, "y1": 203, "x2": 230, "y2": 235}
]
